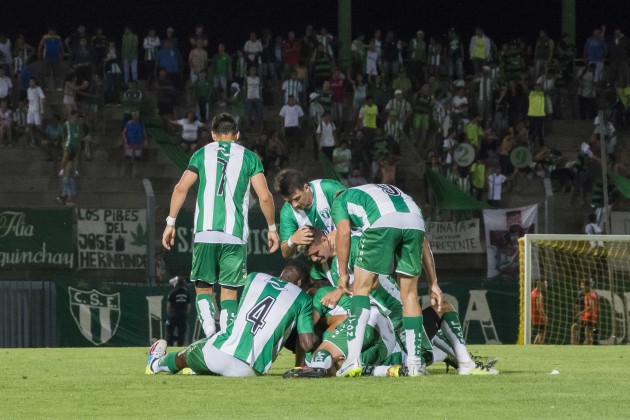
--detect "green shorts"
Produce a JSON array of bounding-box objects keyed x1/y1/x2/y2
[
  {"x1": 355, "y1": 228, "x2": 424, "y2": 276},
  {"x1": 190, "y1": 242, "x2": 247, "y2": 287},
  {"x1": 325, "y1": 319, "x2": 378, "y2": 359},
  {"x1": 413, "y1": 113, "x2": 429, "y2": 130},
  {"x1": 185, "y1": 338, "x2": 213, "y2": 374}
]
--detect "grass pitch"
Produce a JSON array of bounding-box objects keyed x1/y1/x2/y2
[{"x1": 1, "y1": 345, "x2": 628, "y2": 419}]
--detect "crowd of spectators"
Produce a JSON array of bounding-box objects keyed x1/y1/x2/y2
[{"x1": 0, "y1": 23, "x2": 628, "y2": 213}]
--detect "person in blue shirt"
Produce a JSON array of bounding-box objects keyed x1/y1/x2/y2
[
  {"x1": 156, "y1": 39, "x2": 182, "y2": 88},
  {"x1": 583, "y1": 27, "x2": 608, "y2": 82}
]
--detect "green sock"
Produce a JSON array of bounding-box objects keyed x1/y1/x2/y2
[
  {"x1": 195, "y1": 294, "x2": 216, "y2": 337},
  {"x1": 156, "y1": 351, "x2": 180, "y2": 374},
  {"x1": 220, "y1": 299, "x2": 238, "y2": 331},
  {"x1": 346, "y1": 295, "x2": 371, "y2": 362},
  {"x1": 403, "y1": 316, "x2": 432, "y2": 364}
]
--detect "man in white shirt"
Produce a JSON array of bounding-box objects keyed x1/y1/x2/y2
[
  {"x1": 279, "y1": 95, "x2": 304, "y2": 159},
  {"x1": 244, "y1": 32, "x2": 262, "y2": 75},
  {"x1": 584, "y1": 213, "x2": 604, "y2": 248},
  {"x1": 27, "y1": 77, "x2": 45, "y2": 145},
  {"x1": 487, "y1": 167, "x2": 507, "y2": 207},
  {"x1": 244, "y1": 66, "x2": 262, "y2": 129},
  {"x1": 316, "y1": 111, "x2": 336, "y2": 161},
  {"x1": 0, "y1": 67, "x2": 12, "y2": 103}
]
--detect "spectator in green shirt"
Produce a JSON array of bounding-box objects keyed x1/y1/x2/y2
[
  {"x1": 192, "y1": 71, "x2": 212, "y2": 122},
  {"x1": 122, "y1": 27, "x2": 138, "y2": 83},
  {"x1": 211, "y1": 43, "x2": 232, "y2": 101},
  {"x1": 470, "y1": 157, "x2": 486, "y2": 201}
]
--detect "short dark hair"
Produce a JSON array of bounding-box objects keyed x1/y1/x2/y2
[
  {"x1": 281, "y1": 259, "x2": 310, "y2": 288},
  {"x1": 211, "y1": 113, "x2": 239, "y2": 135},
  {"x1": 274, "y1": 168, "x2": 307, "y2": 197}
]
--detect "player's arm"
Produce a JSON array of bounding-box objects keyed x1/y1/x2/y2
[
  {"x1": 422, "y1": 238, "x2": 442, "y2": 310},
  {"x1": 297, "y1": 295, "x2": 318, "y2": 355},
  {"x1": 162, "y1": 169, "x2": 198, "y2": 250},
  {"x1": 251, "y1": 172, "x2": 279, "y2": 253},
  {"x1": 335, "y1": 219, "x2": 351, "y2": 293}
]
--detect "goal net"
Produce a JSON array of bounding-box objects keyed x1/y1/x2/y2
[{"x1": 519, "y1": 234, "x2": 630, "y2": 345}]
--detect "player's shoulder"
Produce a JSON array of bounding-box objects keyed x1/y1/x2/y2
[{"x1": 313, "y1": 285, "x2": 335, "y2": 301}]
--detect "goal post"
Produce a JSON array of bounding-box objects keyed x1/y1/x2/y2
[{"x1": 519, "y1": 234, "x2": 630, "y2": 345}]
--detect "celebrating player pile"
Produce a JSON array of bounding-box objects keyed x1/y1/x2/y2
[{"x1": 152, "y1": 135, "x2": 498, "y2": 377}]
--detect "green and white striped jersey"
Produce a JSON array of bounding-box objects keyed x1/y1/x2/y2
[
  {"x1": 279, "y1": 179, "x2": 346, "y2": 242},
  {"x1": 188, "y1": 141, "x2": 264, "y2": 242},
  {"x1": 212, "y1": 272, "x2": 313, "y2": 375},
  {"x1": 331, "y1": 184, "x2": 424, "y2": 232}
]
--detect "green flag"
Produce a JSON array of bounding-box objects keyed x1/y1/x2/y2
[{"x1": 425, "y1": 169, "x2": 492, "y2": 210}]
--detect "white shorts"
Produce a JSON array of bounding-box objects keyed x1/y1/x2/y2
[
  {"x1": 27, "y1": 111, "x2": 41, "y2": 126},
  {"x1": 202, "y1": 339, "x2": 256, "y2": 377},
  {"x1": 63, "y1": 95, "x2": 75, "y2": 106}
]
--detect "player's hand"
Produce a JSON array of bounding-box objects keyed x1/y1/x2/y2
[
  {"x1": 291, "y1": 226, "x2": 314, "y2": 246},
  {"x1": 337, "y1": 274, "x2": 351, "y2": 295},
  {"x1": 430, "y1": 283, "x2": 443, "y2": 312},
  {"x1": 320, "y1": 288, "x2": 345, "y2": 308},
  {"x1": 267, "y1": 230, "x2": 280, "y2": 253},
  {"x1": 162, "y1": 225, "x2": 175, "y2": 250}
]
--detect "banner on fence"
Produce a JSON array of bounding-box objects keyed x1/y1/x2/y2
[
  {"x1": 0, "y1": 208, "x2": 74, "y2": 269},
  {"x1": 164, "y1": 209, "x2": 286, "y2": 276},
  {"x1": 53, "y1": 275, "x2": 520, "y2": 346},
  {"x1": 77, "y1": 209, "x2": 147, "y2": 270},
  {"x1": 56, "y1": 280, "x2": 172, "y2": 346},
  {"x1": 425, "y1": 219, "x2": 483, "y2": 254},
  {"x1": 483, "y1": 204, "x2": 538, "y2": 278}
]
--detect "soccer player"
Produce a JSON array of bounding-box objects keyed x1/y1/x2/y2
[
  {"x1": 332, "y1": 184, "x2": 442, "y2": 376},
  {"x1": 531, "y1": 280, "x2": 547, "y2": 344},
  {"x1": 571, "y1": 280, "x2": 599, "y2": 345},
  {"x1": 146, "y1": 263, "x2": 317, "y2": 376},
  {"x1": 304, "y1": 228, "x2": 495, "y2": 375},
  {"x1": 274, "y1": 168, "x2": 345, "y2": 259},
  {"x1": 162, "y1": 113, "x2": 279, "y2": 339}
]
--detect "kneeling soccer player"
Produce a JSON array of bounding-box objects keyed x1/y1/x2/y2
[{"x1": 146, "y1": 263, "x2": 317, "y2": 376}]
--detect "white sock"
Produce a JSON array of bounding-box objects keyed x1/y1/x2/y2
[
  {"x1": 197, "y1": 298, "x2": 216, "y2": 337},
  {"x1": 431, "y1": 346, "x2": 448, "y2": 364},
  {"x1": 441, "y1": 318, "x2": 473, "y2": 364},
  {"x1": 346, "y1": 307, "x2": 370, "y2": 363},
  {"x1": 432, "y1": 334, "x2": 456, "y2": 358},
  {"x1": 371, "y1": 366, "x2": 390, "y2": 377}
]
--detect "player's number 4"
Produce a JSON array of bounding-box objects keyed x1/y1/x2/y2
[{"x1": 246, "y1": 296, "x2": 276, "y2": 334}]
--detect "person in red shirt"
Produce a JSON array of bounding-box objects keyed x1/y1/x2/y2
[
  {"x1": 329, "y1": 69, "x2": 346, "y2": 127},
  {"x1": 531, "y1": 280, "x2": 547, "y2": 344},
  {"x1": 282, "y1": 31, "x2": 301, "y2": 79},
  {"x1": 571, "y1": 280, "x2": 599, "y2": 345}
]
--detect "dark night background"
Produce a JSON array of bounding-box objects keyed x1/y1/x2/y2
[{"x1": 3, "y1": 0, "x2": 630, "y2": 52}]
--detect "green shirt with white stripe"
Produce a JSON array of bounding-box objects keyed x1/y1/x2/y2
[
  {"x1": 212, "y1": 272, "x2": 313, "y2": 375},
  {"x1": 331, "y1": 184, "x2": 424, "y2": 233},
  {"x1": 279, "y1": 179, "x2": 346, "y2": 243},
  {"x1": 188, "y1": 141, "x2": 264, "y2": 242}
]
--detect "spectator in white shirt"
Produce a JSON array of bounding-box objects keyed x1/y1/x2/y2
[
  {"x1": 333, "y1": 140, "x2": 352, "y2": 179},
  {"x1": 584, "y1": 213, "x2": 604, "y2": 248},
  {"x1": 279, "y1": 95, "x2": 304, "y2": 158},
  {"x1": 244, "y1": 32, "x2": 262, "y2": 74},
  {"x1": 168, "y1": 111, "x2": 205, "y2": 153},
  {"x1": 316, "y1": 111, "x2": 337, "y2": 161},
  {"x1": 487, "y1": 166, "x2": 507, "y2": 206}
]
